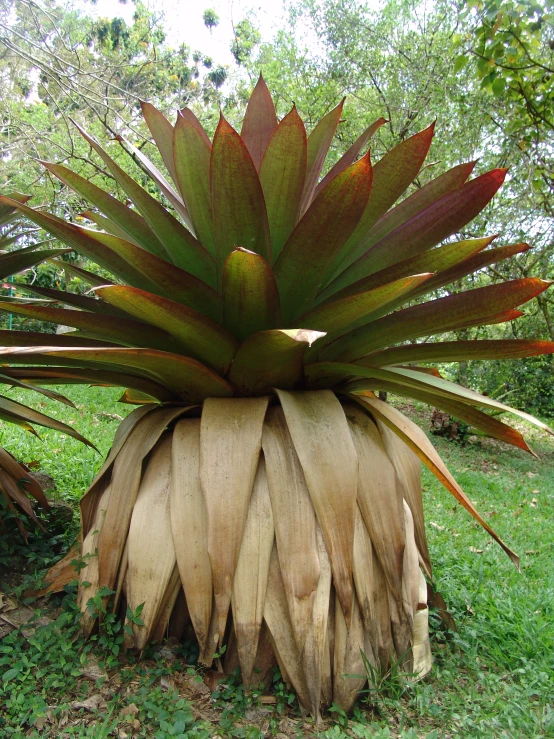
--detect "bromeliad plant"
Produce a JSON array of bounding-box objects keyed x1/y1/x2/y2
[{"x1": 0, "y1": 76, "x2": 553, "y2": 716}]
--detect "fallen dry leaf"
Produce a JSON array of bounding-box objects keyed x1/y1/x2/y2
[
  {"x1": 70, "y1": 694, "x2": 104, "y2": 712},
  {"x1": 469, "y1": 546, "x2": 484, "y2": 554},
  {"x1": 260, "y1": 695, "x2": 277, "y2": 704},
  {"x1": 120, "y1": 703, "x2": 139, "y2": 717},
  {"x1": 79, "y1": 657, "x2": 107, "y2": 681}
]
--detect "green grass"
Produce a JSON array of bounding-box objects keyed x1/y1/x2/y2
[
  {"x1": 0, "y1": 384, "x2": 137, "y2": 503},
  {"x1": 1, "y1": 388, "x2": 553, "y2": 737}
]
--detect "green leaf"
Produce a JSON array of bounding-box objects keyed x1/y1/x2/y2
[
  {"x1": 2, "y1": 362, "x2": 175, "y2": 403},
  {"x1": 274, "y1": 154, "x2": 373, "y2": 323},
  {"x1": 95, "y1": 285, "x2": 239, "y2": 373},
  {"x1": 0, "y1": 196, "x2": 163, "y2": 292},
  {"x1": 0, "y1": 330, "x2": 115, "y2": 348},
  {"x1": 174, "y1": 114, "x2": 215, "y2": 256},
  {"x1": 1, "y1": 347, "x2": 234, "y2": 402},
  {"x1": 259, "y1": 106, "x2": 307, "y2": 261},
  {"x1": 53, "y1": 259, "x2": 114, "y2": 288},
  {"x1": 297, "y1": 274, "x2": 431, "y2": 336},
  {"x1": 353, "y1": 365, "x2": 554, "y2": 436},
  {"x1": 228, "y1": 329, "x2": 325, "y2": 395},
  {"x1": 405, "y1": 242, "x2": 530, "y2": 300},
  {"x1": 313, "y1": 117, "x2": 387, "y2": 199},
  {"x1": 73, "y1": 121, "x2": 216, "y2": 284},
  {"x1": 346, "y1": 161, "x2": 476, "y2": 265},
  {"x1": 0, "y1": 393, "x2": 94, "y2": 448},
  {"x1": 348, "y1": 376, "x2": 533, "y2": 453},
  {"x1": 0, "y1": 246, "x2": 71, "y2": 281},
  {"x1": 319, "y1": 278, "x2": 552, "y2": 361},
  {"x1": 20, "y1": 285, "x2": 135, "y2": 319},
  {"x1": 115, "y1": 134, "x2": 191, "y2": 226},
  {"x1": 336, "y1": 123, "x2": 436, "y2": 271},
  {"x1": 2, "y1": 669, "x2": 20, "y2": 682},
  {"x1": 42, "y1": 162, "x2": 168, "y2": 259},
  {"x1": 349, "y1": 392, "x2": 519, "y2": 567},
  {"x1": 332, "y1": 168, "x2": 508, "y2": 289},
  {"x1": 179, "y1": 106, "x2": 212, "y2": 146},
  {"x1": 0, "y1": 371, "x2": 75, "y2": 407},
  {"x1": 454, "y1": 54, "x2": 469, "y2": 72},
  {"x1": 240, "y1": 74, "x2": 278, "y2": 170},
  {"x1": 0, "y1": 300, "x2": 182, "y2": 353},
  {"x1": 492, "y1": 76, "x2": 507, "y2": 95},
  {"x1": 318, "y1": 236, "x2": 494, "y2": 304},
  {"x1": 222, "y1": 248, "x2": 281, "y2": 340},
  {"x1": 0, "y1": 193, "x2": 30, "y2": 226},
  {"x1": 211, "y1": 116, "x2": 272, "y2": 283},
  {"x1": 79, "y1": 209, "x2": 139, "y2": 243},
  {"x1": 360, "y1": 339, "x2": 554, "y2": 367},
  {"x1": 26, "y1": 204, "x2": 221, "y2": 321},
  {"x1": 141, "y1": 101, "x2": 179, "y2": 186},
  {"x1": 300, "y1": 98, "x2": 345, "y2": 215}
]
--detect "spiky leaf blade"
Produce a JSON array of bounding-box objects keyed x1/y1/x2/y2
[
  {"x1": 351, "y1": 393, "x2": 519, "y2": 566},
  {"x1": 259, "y1": 106, "x2": 307, "y2": 260},
  {"x1": 300, "y1": 99, "x2": 345, "y2": 215},
  {"x1": 320, "y1": 279, "x2": 552, "y2": 361},
  {"x1": 275, "y1": 155, "x2": 373, "y2": 323},
  {"x1": 211, "y1": 117, "x2": 272, "y2": 282},
  {"x1": 95, "y1": 285, "x2": 238, "y2": 373},
  {"x1": 240, "y1": 75, "x2": 278, "y2": 170},
  {"x1": 174, "y1": 114, "x2": 215, "y2": 256}
]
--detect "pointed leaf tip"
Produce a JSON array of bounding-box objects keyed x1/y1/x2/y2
[{"x1": 241, "y1": 76, "x2": 278, "y2": 170}]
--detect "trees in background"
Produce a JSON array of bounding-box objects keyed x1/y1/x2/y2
[{"x1": 0, "y1": 0, "x2": 227, "y2": 203}]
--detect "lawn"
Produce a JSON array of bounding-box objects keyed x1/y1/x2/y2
[{"x1": 0, "y1": 385, "x2": 553, "y2": 738}]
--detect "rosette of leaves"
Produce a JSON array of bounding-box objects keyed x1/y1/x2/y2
[{"x1": 0, "y1": 77, "x2": 553, "y2": 717}]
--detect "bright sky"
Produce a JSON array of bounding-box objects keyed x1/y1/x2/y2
[{"x1": 89, "y1": 0, "x2": 289, "y2": 67}]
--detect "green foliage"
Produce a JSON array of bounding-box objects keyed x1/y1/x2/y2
[
  {"x1": 460, "y1": 0, "x2": 554, "y2": 126},
  {"x1": 203, "y1": 9, "x2": 220, "y2": 31},
  {"x1": 231, "y1": 19, "x2": 262, "y2": 66},
  {"x1": 465, "y1": 354, "x2": 554, "y2": 417}
]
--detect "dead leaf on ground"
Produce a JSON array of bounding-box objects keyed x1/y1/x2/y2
[
  {"x1": 203, "y1": 669, "x2": 226, "y2": 692},
  {"x1": 0, "y1": 591, "x2": 51, "y2": 639},
  {"x1": 79, "y1": 657, "x2": 107, "y2": 681},
  {"x1": 70, "y1": 694, "x2": 104, "y2": 712},
  {"x1": 120, "y1": 703, "x2": 139, "y2": 717}
]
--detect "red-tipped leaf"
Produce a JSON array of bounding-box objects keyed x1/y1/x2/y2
[
  {"x1": 211, "y1": 116, "x2": 272, "y2": 282},
  {"x1": 241, "y1": 75, "x2": 278, "y2": 170},
  {"x1": 95, "y1": 285, "x2": 239, "y2": 373},
  {"x1": 320, "y1": 278, "x2": 552, "y2": 361},
  {"x1": 299, "y1": 98, "x2": 345, "y2": 215},
  {"x1": 274, "y1": 154, "x2": 373, "y2": 323},
  {"x1": 174, "y1": 114, "x2": 215, "y2": 256},
  {"x1": 259, "y1": 106, "x2": 307, "y2": 260}
]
